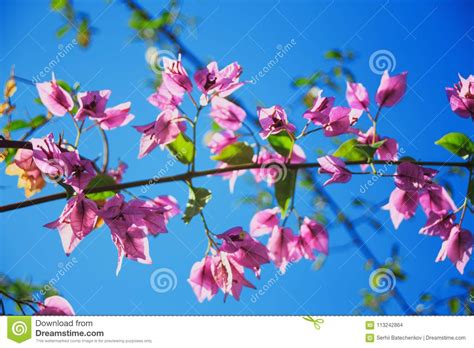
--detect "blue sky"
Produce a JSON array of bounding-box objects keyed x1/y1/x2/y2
[{"x1": 1, "y1": 0, "x2": 473, "y2": 315}]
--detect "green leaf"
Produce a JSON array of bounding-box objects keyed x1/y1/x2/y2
[
  {"x1": 333, "y1": 138, "x2": 384, "y2": 162},
  {"x1": 211, "y1": 142, "x2": 254, "y2": 165},
  {"x1": 324, "y1": 49, "x2": 343, "y2": 61},
  {"x1": 468, "y1": 179, "x2": 474, "y2": 205},
  {"x1": 435, "y1": 132, "x2": 474, "y2": 159},
  {"x1": 268, "y1": 131, "x2": 294, "y2": 158},
  {"x1": 85, "y1": 174, "x2": 117, "y2": 201},
  {"x1": 448, "y1": 297, "x2": 461, "y2": 314},
  {"x1": 293, "y1": 77, "x2": 311, "y2": 87},
  {"x1": 51, "y1": 0, "x2": 68, "y2": 11},
  {"x1": 420, "y1": 293, "x2": 432, "y2": 302},
  {"x1": 4, "y1": 119, "x2": 29, "y2": 132},
  {"x1": 275, "y1": 169, "x2": 296, "y2": 216},
  {"x1": 55, "y1": 80, "x2": 72, "y2": 93},
  {"x1": 30, "y1": 115, "x2": 46, "y2": 128},
  {"x1": 182, "y1": 187, "x2": 212, "y2": 224},
  {"x1": 166, "y1": 133, "x2": 194, "y2": 164},
  {"x1": 56, "y1": 24, "x2": 71, "y2": 38}
]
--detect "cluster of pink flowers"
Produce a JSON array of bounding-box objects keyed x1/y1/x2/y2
[
  {"x1": 188, "y1": 210, "x2": 328, "y2": 302},
  {"x1": 10, "y1": 55, "x2": 471, "y2": 306}
]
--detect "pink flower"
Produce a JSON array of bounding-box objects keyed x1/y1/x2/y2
[
  {"x1": 148, "y1": 83, "x2": 184, "y2": 110},
  {"x1": 419, "y1": 184, "x2": 457, "y2": 217},
  {"x1": 75, "y1": 90, "x2": 111, "y2": 121},
  {"x1": 30, "y1": 133, "x2": 65, "y2": 179},
  {"x1": 194, "y1": 61, "x2": 244, "y2": 104},
  {"x1": 44, "y1": 193, "x2": 98, "y2": 255},
  {"x1": 420, "y1": 213, "x2": 455, "y2": 240},
  {"x1": 346, "y1": 81, "x2": 369, "y2": 110},
  {"x1": 258, "y1": 105, "x2": 296, "y2": 139},
  {"x1": 211, "y1": 252, "x2": 255, "y2": 301},
  {"x1": 303, "y1": 90, "x2": 334, "y2": 125},
  {"x1": 394, "y1": 162, "x2": 433, "y2": 192},
  {"x1": 108, "y1": 161, "x2": 128, "y2": 183},
  {"x1": 375, "y1": 71, "x2": 408, "y2": 107},
  {"x1": 250, "y1": 207, "x2": 280, "y2": 237},
  {"x1": 162, "y1": 55, "x2": 193, "y2": 95},
  {"x1": 436, "y1": 225, "x2": 472, "y2": 274},
  {"x1": 152, "y1": 195, "x2": 180, "y2": 223},
  {"x1": 5, "y1": 148, "x2": 46, "y2": 197},
  {"x1": 134, "y1": 109, "x2": 186, "y2": 158},
  {"x1": 317, "y1": 155, "x2": 352, "y2": 186},
  {"x1": 267, "y1": 226, "x2": 297, "y2": 273},
  {"x1": 210, "y1": 96, "x2": 246, "y2": 131},
  {"x1": 216, "y1": 227, "x2": 270, "y2": 270},
  {"x1": 112, "y1": 226, "x2": 152, "y2": 275},
  {"x1": 445, "y1": 74, "x2": 474, "y2": 119},
  {"x1": 94, "y1": 102, "x2": 134, "y2": 130},
  {"x1": 36, "y1": 296, "x2": 75, "y2": 316},
  {"x1": 382, "y1": 188, "x2": 418, "y2": 229},
  {"x1": 36, "y1": 74, "x2": 74, "y2": 116},
  {"x1": 322, "y1": 106, "x2": 362, "y2": 137},
  {"x1": 61, "y1": 151, "x2": 96, "y2": 191},
  {"x1": 357, "y1": 127, "x2": 398, "y2": 161},
  {"x1": 207, "y1": 130, "x2": 238, "y2": 154},
  {"x1": 299, "y1": 217, "x2": 329, "y2": 255},
  {"x1": 188, "y1": 256, "x2": 219, "y2": 302}
]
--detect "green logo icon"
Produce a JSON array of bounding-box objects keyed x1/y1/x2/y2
[
  {"x1": 7, "y1": 316, "x2": 32, "y2": 343},
  {"x1": 366, "y1": 333, "x2": 375, "y2": 343},
  {"x1": 365, "y1": 321, "x2": 375, "y2": 330}
]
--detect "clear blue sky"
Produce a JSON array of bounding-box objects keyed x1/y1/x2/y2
[{"x1": 1, "y1": 0, "x2": 473, "y2": 315}]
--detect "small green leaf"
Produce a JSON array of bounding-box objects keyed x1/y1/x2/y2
[
  {"x1": 30, "y1": 115, "x2": 46, "y2": 128},
  {"x1": 293, "y1": 77, "x2": 311, "y2": 87},
  {"x1": 55, "y1": 80, "x2": 72, "y2": 93},
  {"x1": 435, "y1": 132, "x2": 474, "y2": 159},
  {"x1": 51, "y1": 0, "x2": 68, "y2": 11},
  {"x1": 324, "y1": 49, "x2": 343, "y2": 61},
  {"x1": 333, "y1": 138, "x2": 383, "y2": 162},
  {"x1": 85, "y1": 174, "x2": 117, "y2": 201},
  {"x1": 268, "y1": 131, "x2": 294, "y2": 158},
  {"x1": 275, "y1": 169, "x2": 296, "y2": 216},
  {"x1": 211, "y1": 142, "x2": 254, "y2": 165},
  {"x1": 56, "y1": 24, "x2": 71, "y2": 38},
  {"x1": 420, "y1": 293, "x2": 432, "y2": 302},
  {"x1": 166, "y1": 133, "x2": 194, "y2": 164},
  {"x1": 4, "y1": 119, "x2": 29, "y2": 132},
  {"x1": 182, "y1": 186, "x2": 212, "y2": 224},
  {"x1": 448, "y1": 297, "x2": 461, "y2": 314}
]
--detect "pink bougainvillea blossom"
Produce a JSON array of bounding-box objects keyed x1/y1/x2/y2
[
  {"x1": 357, "y1": 127, "x2": 398, "y2": 161},
  {"x1": 36, "y1": 296, "x2": 75, "y2": 316},
  {"x1": 108, "y1": 161, "x2": 128, "y2": 184},
  {"x1": 267, "y1": 226, "x2": 297, "y2": 273},
  {"x1": 44, "y1": 193, "x2": 98, "y2": 255},
  {"x1": 436, "y1": 225, "x2": 473, "y2": 274},
  {"x1": 419, "y1": 184, "x2": 457, "y2": 217},
  {"x1": 207, "y1": 130, "x2": 238, "y2": 154},
  {"x1": 317, "y1": 155, "x2": 352, "y2": 186},
  {"x1": 250, "y1": 207, "x2": 280, "y2": 237},
  {"x1": 419, "y1": 213, "x2": 455, "y2": 240},
  {"x1": 346, "y1": 81, "x2": 369, "y2": 110},
  {"x1": 30, "y1": 133, "x2": 65, "y2": 179},
  {"x1": 194, "y1": 61, "x2": 244, "y2": 105},
  {"x1": 383, "y1": 188, "x2": 419, "y2": 229},
  {"x1": 375, "y1": 71, "x2": 408, "y2": 107},
  {"x1": 95, "y1": 102, "x2": 135, "y2": 130},
  {"x1": 112, "y1": 226, "x2": 152, "y2": 275},
  {"x1": 188, "y1": 256, "x2": 219, "y2": 302},
  {"x1": 303, "y1": 90, "x2": 335, "y2": 125},
  {"x1": 135, "y1": 109, "x2": 186, "y2": 158},
  {"x1": 162, "y1": 55, "x2": 193, "y2": 95},
  {"x1": 75, "y1": 90, "x2": 111, "y2": 121},
  {"x1": 210, "y1": 96, "x2": 246, "y2": 131},
  {"x1": 258, "y1": 105, "x2": 296, "y2": 139},
  {"x1": 61, "y1": 151, "x2": 96, "y2": 191},
  {"x1": 148, "y1": 83, "x2": 184, "y2": 111},
  {"x1": 36, "y1": 74, "x2": 74, "y2": 116},
  {"x1": 445, "y1": 74, "x2": 474, "y2": 119}
]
